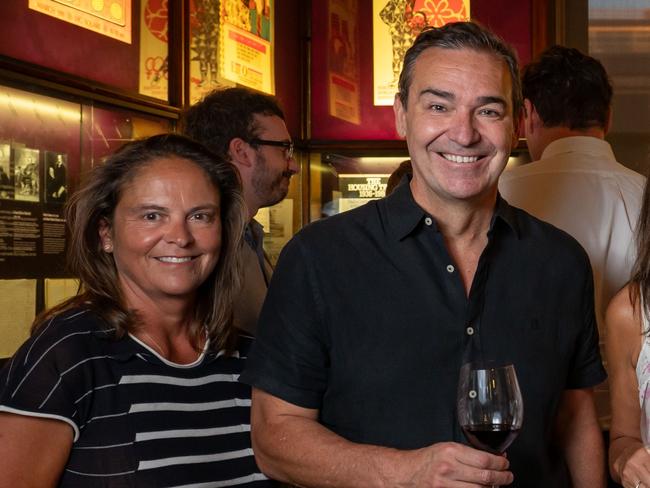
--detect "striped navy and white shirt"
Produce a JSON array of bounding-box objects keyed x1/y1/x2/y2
[{"x1": 0, "y1": 307, "x2": 273, "y2": 487}]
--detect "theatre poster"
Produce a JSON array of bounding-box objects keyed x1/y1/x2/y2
[
  {"x1": 219, "y1": 0, "x2": 275, "y2": 95},
  {"x1": 372, "y1": 0, "x2": 470, "y2": 106},
  {"x1": 29, "y1": 0, "x2": 132, "y2": 43}
]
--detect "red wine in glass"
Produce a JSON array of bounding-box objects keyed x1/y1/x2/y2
[
  {"x1": 461, "y1": 423, "x2": 521, "y2": 454},
  {"x1": 457, "y1": 361, "x2": 524, "y2": 486}
]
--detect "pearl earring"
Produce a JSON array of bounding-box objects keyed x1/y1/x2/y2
[{"x1": 103, "y1": 244, "x2": 113, "y2": 252}]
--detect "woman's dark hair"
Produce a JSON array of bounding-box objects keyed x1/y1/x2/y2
[
  {"x1": 34, "y1": 134, "x2": 246, "y2": 351},
  {"x1": 631, "y1": 179, "x2": 650, "y2": 328}
]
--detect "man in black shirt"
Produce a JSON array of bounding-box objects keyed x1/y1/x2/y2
[{"x1": 242, "y1": 21, "x2": 606, "y2": 487}]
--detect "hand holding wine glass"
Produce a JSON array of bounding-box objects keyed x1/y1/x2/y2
[{"x1": 457, "y1": 362, "x2": 523, "y2": 486}]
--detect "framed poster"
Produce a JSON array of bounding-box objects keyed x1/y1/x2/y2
[
  {"x1": 372, "y1": 0, "x2": 470, "y2": 106},
  {"x1": 328, "y1": 0, "x2": 361, "y2": 124},
  {"x1": 28, "y1": 0, "x2": 132, "y2": 43},
  {"x1": 219, "y1": 0, "x2": 275, "y2": 94},
  {"x1": 139, "y1": 0, "x2": 169, "y2": 100},
  {"x1": 189, "y1": 0, "x2": 234, "y2": 104}
]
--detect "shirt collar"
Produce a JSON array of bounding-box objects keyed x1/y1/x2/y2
[
  {"x1": 385, "y1": 179, "x2": 521, "y2": 240},
  {"x1": 541, "y1": 136, "x2": 615, "y2": 162},
  {"x1": 384, "y1": 177, "x2": 428, "y2": 240}
]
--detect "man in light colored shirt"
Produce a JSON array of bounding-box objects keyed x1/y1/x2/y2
[
  {"x1": 183, "y1": 88, "x2": 300, "y2": 335},
  {"x1": 499, "y1": 45, "x2": 645, "y2": 426}
]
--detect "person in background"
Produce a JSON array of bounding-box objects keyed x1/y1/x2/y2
[
  {"x1": 385, "y1": 159, "x2": 412, "y2": 195},
  {"x1": 242, "y1": 22, "x2": 606, "y2": 487},
  {"x1": 183, "y1": 87, "x2": 299, "y2": 335},
  {"x1": 499, "y1": 46, "x2": 646, "y2": 427},
  {"x1": 0, "y1": 134, "x2": 273, "y2": 487},
  {"x1": 606, "y1": 180, "x2": 650, "y2": 488}
]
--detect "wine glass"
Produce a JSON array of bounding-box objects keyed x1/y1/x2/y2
[{"x1": 457, "y1": 362, "x2": 524, "y2": 486}]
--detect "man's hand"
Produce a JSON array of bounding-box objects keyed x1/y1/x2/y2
[{"x1": 393, "y1": 441, "x2": 512, "y2": 487}]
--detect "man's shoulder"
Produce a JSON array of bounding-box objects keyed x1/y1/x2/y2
[
  {"x1": 510, "y1": 205, "x2": 590, "y2": 262},
  {"x1": 295, "y1": 200, "x2": 384, "y2": 241}
]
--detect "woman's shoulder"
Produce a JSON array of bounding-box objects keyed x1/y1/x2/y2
[
  {"x1": 606, "y1": 284, "x2": 640, "y2": 335},
  {"x1": 36, "y1": 306, "x2": 112, "y2": 342},
  {"x1": 8, "y1": 307, "x2": 113, "y2": 373},
  {"x1": 606, "y1": 284, "x2": 644, "y2": 367}
]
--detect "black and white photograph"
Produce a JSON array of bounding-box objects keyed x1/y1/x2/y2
[
  {"x1": 13, "y1": 147, "x2": 40, "y2": 203},
  {"x1": 45, "y1": 151, "x2": 68, "y2": 204},
  {"x1": 0, "y1": 143, "x2": 12, "y2": 200}
]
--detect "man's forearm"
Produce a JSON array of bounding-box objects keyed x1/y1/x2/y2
[
  {"x1": 252, "y1": 408, "x2": 411, "y2": 487},
  {"x1": 555, "y1": 389, "x2": 606, "y2": 488},
  {"x1": 250, "y1": 390, "x2": 513, "y2": 488}
]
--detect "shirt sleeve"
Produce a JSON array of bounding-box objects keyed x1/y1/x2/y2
[
  {"x1": 240, "y1": 234, "x2": 330, "y2": 410},
  {"x1": 566, "y1": 263, "x2": 607, "y2": 389},
  {"x1": 0, "y1": 315, "x2": 96, "y2": 441}
]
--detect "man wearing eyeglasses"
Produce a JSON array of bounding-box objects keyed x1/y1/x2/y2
[{"x1": 183, "y1": 87, "x2": 299, "y2": 335}]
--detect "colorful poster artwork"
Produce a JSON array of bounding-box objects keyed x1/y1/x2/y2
[
  {"x1": 372, "y1": 0, "x2": 470, "y2": 106},
  {"x1": 29, "y1": 0, "x2": 132, "y2": 43},
  {"x1": 0, "y1": 144, "x2": 12, "y2": 200},
  {"x1": 139, "y1": 0, "x2": 168, "y2": 100},
  {"x1": 219, "y1": 0, "x2": 275, "y2": 95},
  {"x1": 44, "y1": 152, "x2": 68, "y2": 204},
  {"x1": 327, "y1": 0, "x2": 361, "y2": 125},
  {"x1": 13, "y1": 147, "x2": 40, "y2": 203},
  {"x1": 189, "y1": 0, "x2": 234, "y2": 104}
]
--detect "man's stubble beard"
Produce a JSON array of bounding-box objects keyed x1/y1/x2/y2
[{"x1": 251, "y1": 151, "x2": 290, "y2": 208}]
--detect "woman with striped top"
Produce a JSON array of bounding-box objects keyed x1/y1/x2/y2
[{"x1": 0, "y1": 134, "x2": 274, "y2": 487}]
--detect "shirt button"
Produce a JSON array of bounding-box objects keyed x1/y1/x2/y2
[
  {"x1": 424, "y1": 217, "x2": 433, "y2": 226},
  {"x1": 446, "y1": 264, "x2": 455, "y2": 273},
  {"x1": 466, "y1": 326, "x2": 475, "y2": 336}
]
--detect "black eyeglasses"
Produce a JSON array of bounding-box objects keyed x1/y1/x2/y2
[{"x1": 248, "y1": 138, "x2": 294, "y2": 161}]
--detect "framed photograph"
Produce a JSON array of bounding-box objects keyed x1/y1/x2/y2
[
  {"x1": 0, "y1": 143, "x2": 12, "y2": 200},
  {"x1": 13, "y1": 147, "x2": 40, "y2": 203},
  {"x1": 45, "y1": 152, "x2": 68, "y2": 204}
]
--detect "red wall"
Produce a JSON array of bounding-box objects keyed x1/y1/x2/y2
[
  {"x1": 311, "y1": 0, "x2": 532, "y2": 141},
  {"x1": 274, "y1": 0, "x2": 303, "y2": 138}
]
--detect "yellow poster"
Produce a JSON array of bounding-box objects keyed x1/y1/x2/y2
[
  {"x1": 219, "y1": 0, "x2": 274, "y2": 94},
  {"x1": 29, "y1": 0, "x2": 132, "y2": 44},
  {"x1": 139, "y1": 0, "x2": 168, "y2": 100},
  {"x1": 373, "y1": 0, "x2": 470, "y2": 106},
  {"x1": 328, "y1": 0, "x2": 360, "y2": 125}
]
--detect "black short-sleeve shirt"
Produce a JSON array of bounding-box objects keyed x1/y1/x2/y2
[{"x1": 241, "y1": 182, "x2": 606, "y2": 487}]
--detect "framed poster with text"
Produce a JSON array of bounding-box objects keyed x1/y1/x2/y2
[
  {"x1": 28, "y1": 0, "x2": 132, "y2": 43},
  {"x1": 219, "y1": 0, "x2": 275, "y2": 94}
]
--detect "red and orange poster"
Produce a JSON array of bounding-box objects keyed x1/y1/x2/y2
[
  {"x1": 139, "y1": 0, "x2": 168, "y2": 100},
  {"x1": 372, "y1": 0, "x2": 470, "y2": 106}
]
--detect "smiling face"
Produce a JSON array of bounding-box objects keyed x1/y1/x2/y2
[
  {"x1": 100, "y1": 156, "x2": 222, "y2": 307},
  {"x1": 394, "y1": 47, "x2": 517, "y2": 212}
]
